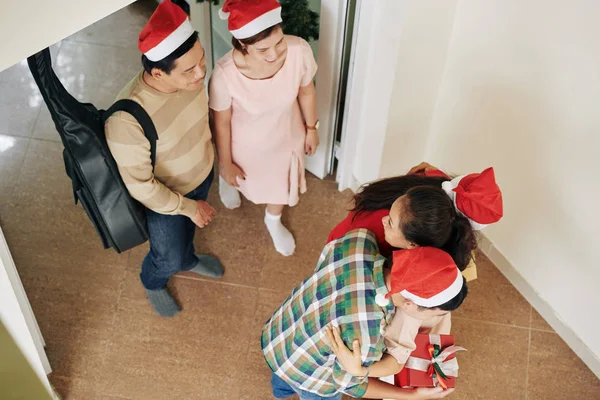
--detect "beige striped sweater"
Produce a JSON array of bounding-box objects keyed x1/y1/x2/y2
[{"x1": 105, "y1": 70, "x2": 214, "y2": 219}]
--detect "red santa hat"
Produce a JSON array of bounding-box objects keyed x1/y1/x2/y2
[
  {"x1": 377, "y1": 247, "x2": 464, "y2": 308},
  {"x1": 138, "y1": 0, "x2": 195, "y2": 62},
  {"x1": 219, "y1": 0, "x2": 282, "y2": 40},
  {"x1": 442, "y1": 167, "x2": 503, "y2": 230}
]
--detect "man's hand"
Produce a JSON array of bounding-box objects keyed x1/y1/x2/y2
[
  {"x1": 324, "y1": 326, "x2": 366, "y2": 377},
  {"x1": 191, "y1": 200, "x2": 216, "y2": 228},
  {"x1": 407, "y1": 162, "x2": 438, "y2": 175}
]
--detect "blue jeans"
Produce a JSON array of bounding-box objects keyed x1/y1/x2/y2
[
  {"x1": 140, "y1": 169, "x2": 214, "y2": 290},
  {"x1": 271, "y1": 373, "x2": 343, "y2": 400}
]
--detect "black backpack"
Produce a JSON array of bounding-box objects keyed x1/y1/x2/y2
[{"x1": 27, "y1": 47, "x2": 158, "y2": 253}]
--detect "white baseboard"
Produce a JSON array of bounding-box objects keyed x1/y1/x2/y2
[{"x1": 478, "y1": 234, "x2": 600, "y2": 379}]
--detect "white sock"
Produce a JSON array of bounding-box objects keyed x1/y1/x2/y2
[
  {"x1": 218, "y1": 175, "x2": 241, "y2": 209},
  {"x1": 264, "y1": 210, "x2": 296, "y2": 256}
]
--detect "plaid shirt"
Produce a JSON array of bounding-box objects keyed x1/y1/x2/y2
[{"x1": 261, "y1": 229, "x2": 395, "y2": 398}]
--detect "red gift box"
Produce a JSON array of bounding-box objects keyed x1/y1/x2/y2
[{"x1": 395, "y1": 334, "x2": 466, "y2": 389}]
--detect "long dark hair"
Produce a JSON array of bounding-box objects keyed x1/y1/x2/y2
[
  {"x1": 353, "y1": 175, "x2": 448, "y2": 214},
  {"x1": 353, "y1": 175, "x2": 477, "y2": 271}
]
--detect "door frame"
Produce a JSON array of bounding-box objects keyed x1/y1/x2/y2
[
  {"x1": 335, "y1": 0, "x2": 402, "y2": 192},
  {"x1": 190, "y1": 0, "x2": 350, "y2": 180}
]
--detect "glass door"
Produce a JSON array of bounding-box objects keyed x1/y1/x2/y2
[{"x1": 197, "y1": 0, "x2": 351, "y2": 179}]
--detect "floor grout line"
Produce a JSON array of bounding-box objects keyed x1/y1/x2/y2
[
  {"x1": 8, "y1": 135, "x2": 34, "y2": 202},
  {"x1": 529, "y1": 327, "x2": 557, "y2": 334},
  {"x1": 64, "y1": 37, "x2": 141, "y2": 51},
  {"x1": 452, "y1": 316, "x2": 532, "y2": 330},
  {"x1": 92, "y1": 254, "x2": 130, "y2": 395},
  {"x1": 172, "y1": 269, "x2": 278, "y2": 293},
  {"x1": 30, "y1": 137, "x2": 62, "y2": 144},
  {"x1": 0, "y1": 131, "x2": 62, "y2": 144},
  {"x1": 237, "y1": 289, "x2": 266, "y2": 400}
]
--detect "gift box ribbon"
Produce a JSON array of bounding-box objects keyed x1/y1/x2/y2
[{"x1": 404, "y1": 334, "x2": 467, "y2": 389}]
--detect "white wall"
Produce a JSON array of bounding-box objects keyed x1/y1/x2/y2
[
  {"x1": 345, "y1": 0, "x2": 458, "y2": 185},
  {"x1": 426, "y1": 0, "x2": 600, "y2": 359},
  {"x1": 347, "y1": 0, "x2": 600, "y2": 372},
  {"x1": 0, "y1": 0, "x2": 135, "y2": 72},
  {"x1": 379, "y1": 0, "x2": 457, "y2": 178}
]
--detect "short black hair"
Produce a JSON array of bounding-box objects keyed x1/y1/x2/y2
[
  {"x1": 142, "y1": 32, "x2": 199, "y2": 75},
  {"x1": 417, "y1": 279, "x2": 469, "y2": 312}
]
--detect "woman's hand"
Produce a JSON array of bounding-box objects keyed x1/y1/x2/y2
[
  {"x1": 407, "y1": 162, "x2": 438, "y2": 175},
  {"x1": 324, "y1": 325, "x2": 367, "y2": 377},
  {"x1": 219, "y1": 162, "x2": 246, "y2": 187},
  {"x1": 305, "y1": 130, "x2": 320, "y2": 156},
  {"x1": 414, "y1": 387, "x2": 456, "y2": 399}
]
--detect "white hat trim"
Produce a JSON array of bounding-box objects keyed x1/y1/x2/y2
[
  {"x1": 230, "y1": 7, "x2": 282, "y2": 39},
  {"x1": 442, "y1": 176, "x2": 488, "y2": 231},
  {"x1": 219, "y1": 8, "x2": 230, "y2": 20},
  {"x1": 144, "y1": 18, "x2": 194, "y2": 62},
  {"x1": 400, "y1": 268, "x2": 464, "y2": 308}
]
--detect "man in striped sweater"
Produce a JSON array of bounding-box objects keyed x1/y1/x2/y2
[{"x1": 105, "y1": 1, "x2": 222, "y2": 317}]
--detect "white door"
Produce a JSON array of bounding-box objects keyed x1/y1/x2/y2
[
  {"x1": 191, "y1": 0, "x2": 352, "y2": 179},
  {"x1": 0, "y1": 227, "x2": 55, "y2": 398}
]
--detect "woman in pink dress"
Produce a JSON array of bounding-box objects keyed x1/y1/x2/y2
[{"x1": 209, "y1": 0, "x2": 319, "y2": 256}]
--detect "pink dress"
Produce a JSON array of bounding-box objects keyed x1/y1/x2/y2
[{"x1": 208, "y1": 35, "x2": 318, "y2": 206}]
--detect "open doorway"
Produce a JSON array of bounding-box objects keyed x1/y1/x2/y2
[{"x1": 194, "y1": 0, "x2": 358, "y2": 181}]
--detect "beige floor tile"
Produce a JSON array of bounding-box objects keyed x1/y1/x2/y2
[
  {"x1": 100, "y1": 277, "x2": 257, "y2": 400},
  {"x1": 239, "y1": 289, "x2": 290, "y2": 400},
  {"x1": 238, "y1": 344, "x2": 277, "y2": 400},
  {"x1": 45, "y1": 330, "x2": 111, "y2": 384},
  {"x1": 30, "y1": 106, "x2": 63, "y2": 142},
  {"x1": 0, "y1": 134, "x2": 29, "y2": 206},
  {"x1": 452, "y1": 252, "x2": 532, "y2": 327},
  {"x1": 0, "y1": 80, "x2": 42, "y2": 137},
  {"x1": 10, "y1": 246, "x2": 124, "y2": 381},
  {"x1": 54, "y1": 41, "x2": 141, "y2": 85},
  {"x1": 258, "y1": 179, "x2": 351, "y2": 293},
  {"x1": 9, "y1": 138, "x2": 73, "y2": 203},
  {"x1": 30, "y1": 277, "x2": 118, "y2": 380},
  {"x1": 50, "y1": 376, "x2": 102, "y2": 400},
  {"x1": 250, "y1": 289, "x2": 290, "y2": 334},
  {"x1": 192, "y1": 188, "x2": 271, "y2": 288},
  {"x1": 1, "y1": 59, "x2": 36, "y2": 84},
  {"x1": 530, "y1": 308, "x2": 555, "y2": 332},
  {"x1": 449, "y1": 318, "x2": 529, "y2": 400},
  {"x1": 528, "y1": 330, "x2": 600, "y2": 400}
]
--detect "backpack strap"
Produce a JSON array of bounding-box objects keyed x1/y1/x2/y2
[{"x1": 103, "y1": 99, "x2": 159, "y2": 169}]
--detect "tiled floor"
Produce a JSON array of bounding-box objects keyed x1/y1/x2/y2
[{"x1": 1, "y1": 2, "x2": 599, "y2": 399}]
